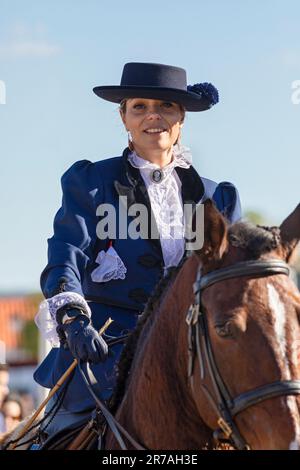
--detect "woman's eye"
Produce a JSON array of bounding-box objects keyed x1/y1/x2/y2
[{"x1": 132, "y1": 102, "x2": 173, "y2": 109}]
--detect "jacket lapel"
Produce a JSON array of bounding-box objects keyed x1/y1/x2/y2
[{"x1": 175, "y1": 165, "x2": 205, "y2": 206}]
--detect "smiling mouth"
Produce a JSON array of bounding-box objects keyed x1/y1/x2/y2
[{"x1": 144, "y1": 128, "x2": 168, "y2": 135}]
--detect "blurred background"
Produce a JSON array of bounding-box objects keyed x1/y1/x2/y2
[{"x1": 0, "y1": 0, "x2": 299, "y2": 424}]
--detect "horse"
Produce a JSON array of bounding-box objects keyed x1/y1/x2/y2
[
  {"x1": 104, "y1": 200, "x2": 300, "y2": 450},
  {"x1": 2, "y1": 200, "x2": 300, "y2": 450}
]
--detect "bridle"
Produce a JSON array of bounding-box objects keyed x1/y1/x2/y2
[{"x1": 186, "y1": 258, "x2": 300, "y2": 450}]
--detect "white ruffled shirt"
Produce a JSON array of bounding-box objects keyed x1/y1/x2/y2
[{"x1": 127, "y1": 143, "x2": 192, "y2": 270}]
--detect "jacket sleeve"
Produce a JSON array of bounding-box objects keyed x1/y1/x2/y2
[
  {"x1": 212, "y1": 181, "x2": 242, "y2": 223},
  {"x1": 40, "y1": 160, "x2": 100, "y2": 299}
]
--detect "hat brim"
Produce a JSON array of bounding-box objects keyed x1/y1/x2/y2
[{"x1": 93, "y1": 86, "x2": 213, "y2": 112}]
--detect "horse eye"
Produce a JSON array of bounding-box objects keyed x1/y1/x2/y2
[{"x1": 215, "y1": 321, "x2": 233, "y2": 338}]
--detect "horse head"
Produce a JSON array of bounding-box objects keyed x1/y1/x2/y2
[{"x1": 191, "y1": 201, "x2": 300, "y2": 450}]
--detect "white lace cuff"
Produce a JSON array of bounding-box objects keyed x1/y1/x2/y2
[
  {"x1": 34, "y1": 292, "x2": 91, "y2": 347},
  {"x1": 91, "y1": 246, "x2": 127, "y2": 283}
]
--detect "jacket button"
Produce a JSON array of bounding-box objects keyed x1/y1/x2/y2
[
  {"x1": 128, "y1": 288, "x2": 149, "y2": 304},
  {"x1": 137, "y1": 254, "x2": 161, "y2": 268}
]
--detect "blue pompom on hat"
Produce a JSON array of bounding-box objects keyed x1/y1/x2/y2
[{"x1": 187, "y1": 82, "x2": 219, "y2": 107}]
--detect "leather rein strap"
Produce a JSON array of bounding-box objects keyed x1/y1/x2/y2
[
  {"x1": 77, "y1": 361, "x2": 146, "y2": 450},
  {"x1": 186, "y1": 259, "x2": 300, "y2": 450}
]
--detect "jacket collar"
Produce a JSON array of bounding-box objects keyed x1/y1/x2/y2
[
  {"x1": 116, "y1": 146, "x2": 204, "y2": 202},
  {"x1": 113, "y1": 147, "x2": 142, "y2": 206},
  {"x1": 174, "y1": 165, "x2": 204, "y2": 206}
]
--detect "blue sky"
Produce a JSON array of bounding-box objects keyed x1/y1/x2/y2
[{"x1": 0, "y1": 0, "x2": 299, "y2": 293}]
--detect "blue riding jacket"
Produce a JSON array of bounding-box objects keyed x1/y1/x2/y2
[{"x1": 34, "y1": 147, "x2": 242, "y2": 412}]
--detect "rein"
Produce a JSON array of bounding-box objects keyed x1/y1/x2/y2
[{"x1": 77, "y1": 361, "x2": 146, "y2": 450}]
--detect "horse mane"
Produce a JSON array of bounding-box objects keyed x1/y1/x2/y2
[
  {"x1": 228, "y1": 221, "x2": 281, "y2": 257},
  {"x1": 109, "y1": 260, "x2": 185, "y2": 414}
]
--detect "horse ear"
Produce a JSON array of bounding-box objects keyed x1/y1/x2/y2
[
  {"x1": 195, "y1": 199, "x2": 228, "y2": 264},
  {"x1": 279, "y1": 203, "x2": 300, "y2": 262}
]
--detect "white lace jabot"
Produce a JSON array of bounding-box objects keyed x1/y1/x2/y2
[
  {"x1": 127, "y1": 144, "x2": 192, "y2": 272},
  {"x1": 127, "y1": 143, "x2": 192, "y2": 174}
]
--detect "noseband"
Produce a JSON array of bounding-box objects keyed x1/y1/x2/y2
[{"x1": 186, "y1": 259, "x2": 300, "y2": 450}]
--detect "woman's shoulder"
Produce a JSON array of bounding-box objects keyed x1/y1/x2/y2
[
  {"x1": 61, "y1": 154, "x2": 124, "y2": 187},
  {"x1": 201, "y1": 176, "x2": 239, "y2": 198},
  {"x1": 201, "y1": 176, "x2": 241, "y2": 222}
]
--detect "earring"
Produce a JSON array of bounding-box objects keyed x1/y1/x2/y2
[
  {"x1": 127, "y1": 130, "x2": 134, "y2": 151},
  {"x1": 175, "y1": 130, "x2": 182, "y2": 147}
]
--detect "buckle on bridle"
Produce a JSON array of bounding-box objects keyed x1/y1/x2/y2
[
  {"x1": 186, "y1": 304, "x2": 199, "y2": 326},
  {"x1": 217, "y1": 417, "x2": 233, "y2": 439}
]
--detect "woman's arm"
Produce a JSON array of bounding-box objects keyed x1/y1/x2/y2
[
  {"x1": 40, "y1": 159, "x2": 101, "y2": 299},
  {"x1": 36, "y1": 160, "x2": 110, "y2": 361}
]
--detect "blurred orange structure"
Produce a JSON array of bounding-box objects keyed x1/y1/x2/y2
[{"x1": 0, "y1": 295, "x2": 41, "y2": 362}]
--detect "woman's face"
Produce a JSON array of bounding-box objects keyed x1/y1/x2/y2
[
  {"x1": 120, "y1": 98, "x2": 184, "y2": 153},
  {"x1": 2, "y1": 400, "x2": 22, "y2": 432}
]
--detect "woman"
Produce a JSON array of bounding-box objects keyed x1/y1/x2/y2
[{"x1": 34, "y1": 62, "x2": 241, "y2": 437}]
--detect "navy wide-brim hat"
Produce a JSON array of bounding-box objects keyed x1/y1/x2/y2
[{"x1": 93, "y1": 62, "x2": 219, "y2": 112}]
